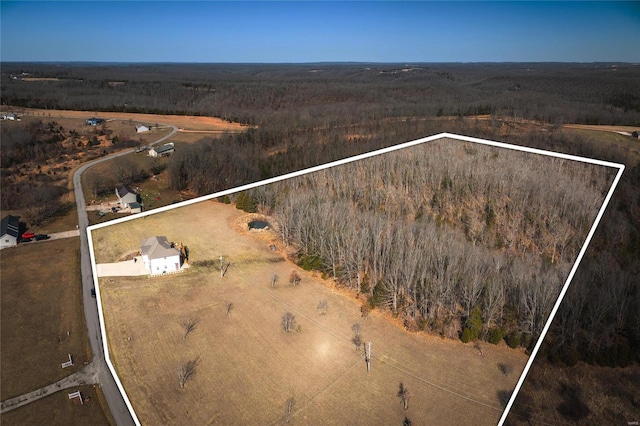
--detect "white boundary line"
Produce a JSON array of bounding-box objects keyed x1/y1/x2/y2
[{"x1": 86, "y1": 132, "x2": 624, "y2": 425}]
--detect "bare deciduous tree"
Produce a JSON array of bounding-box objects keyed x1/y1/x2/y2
[
  {"x1": 178, "y1": 356, "x2": 200, "y2": 389},
  {"x1": 289, "y1": 271, "x2": 301, "y2": 287},
  {"x1": 397, "y1": 382, "x2": 411, "y2": 410},
  {"x1": 360, "y1": 304, "x2": 370, "y2": 320},
  {"x1": 181, "y1": 317, "x2": 199, "y2": 340},
  {"x1": 271, "y1": 272, "x2": 279, "y2": 288},
  {"x1": 351, "y1": 323, "x2": 361, "y2": 337},
  {"x1": 282, "y1": 312, "x2": 297, "y2": 333},
  {"x1": 317, "y1": 299, "x2": 329, "y2": 315},
  {"x1": 225, "y1": 302, "x2": 234, "y2": 317},
  {"x1": 352, "y1": 334, "x2": 362, "y2": 350},
  {"x1": 285, "y1": 397, "x2": 295, "y2": 423}
]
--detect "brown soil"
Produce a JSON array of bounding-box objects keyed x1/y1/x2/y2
[{"x1": 93, "y1": 201, "x2": 527, "y2": 425}]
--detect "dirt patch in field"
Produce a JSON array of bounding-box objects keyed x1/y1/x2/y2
[{"x1": 93, "y1": 201, "x2": 527, "y2": 425}]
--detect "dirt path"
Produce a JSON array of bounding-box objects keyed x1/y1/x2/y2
[{"x1": 0, "y1": 363, "x2": 99, "y2": 413}]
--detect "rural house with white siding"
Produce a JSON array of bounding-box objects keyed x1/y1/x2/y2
[{"x1": 140, "y1": 236, "x2": 183, "y2": 274}]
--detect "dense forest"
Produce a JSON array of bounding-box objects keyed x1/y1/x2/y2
[
  {"x1": 2, "y1": 63, "x2": 639, "y2": 368},
  {"x1": 246, "y1": 140, "x2": 615, "y2": 349},
  {"x1": 3, "y1": 62, "x2": 640, "y2": 128}
]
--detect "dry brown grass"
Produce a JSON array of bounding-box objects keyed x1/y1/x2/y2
[
  {"x1": 0, "y1": 238, "x2": 91, "y2": 399},
  {"x1": 0, "y1": 385, "x2": 113, "y2": 426},
  {"x1": 14, "y1": 107, "x2": 249, "y2": 132},
  {"x1": 93, "y1": 201, "x2": 527, "y2": 425},
  {"x1": 507, "y1": 360, "x2": 640, "y2": 424}
]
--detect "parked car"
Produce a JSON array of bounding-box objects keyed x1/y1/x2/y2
[
  {"x1": 90, "y1": 288, "x2": 96, "y2": 298},
  {"x1": 22, "y1": 232, "x2": 35, "y2": 239},
  {"x1": 19, "y1": 237, "x2": 32, "y2": 243},
  {"x1": 35, "y1": 234, "x2": 49, "y2": 241}
]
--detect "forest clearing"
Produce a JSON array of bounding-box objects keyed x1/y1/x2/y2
[
  {"x1": 94, "y1": 201, "x2": 527, "y2": 425},
  {"x1": 91, "y1": 136, "x2": 617, "y2": 424}
]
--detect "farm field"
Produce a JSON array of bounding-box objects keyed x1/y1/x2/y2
[
  {"x1": 0, "y1": 384, "x2": 113, "y2": 426},
  {"x1": 93, "y1": 201, "x2": 527, "y2": 425},
  {"x1": 0, "y1": 238, "x2": 91, "y2": 400},
  {"x1": 13, "y1": 107, "x2": 249, "y2": 133}
]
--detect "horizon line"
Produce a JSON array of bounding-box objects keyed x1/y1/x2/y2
[{"x1": 2, "y1": 60, "x2": 639, "y2": 66}]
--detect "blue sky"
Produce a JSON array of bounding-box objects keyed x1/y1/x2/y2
[{"x1": 1, "y1": 1, "x2": 638, "y2": 62}]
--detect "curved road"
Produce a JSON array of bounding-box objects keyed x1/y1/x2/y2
[{"x1": 74, "y1": 126, "x2": 178, "y2": 425}]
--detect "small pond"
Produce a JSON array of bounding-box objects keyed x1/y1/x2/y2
[{"x1": 248, "y1": 220, "x2": 270, "y2": 230}]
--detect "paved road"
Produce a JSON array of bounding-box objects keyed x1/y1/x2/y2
[
  {"x1": 0, "y1": 126, "x2": 177, "y2": 422},
  {"x1": 72, "y1": 125, "x2": 178, "y2": 425}
]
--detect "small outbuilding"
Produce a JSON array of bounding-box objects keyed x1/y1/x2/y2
[
  {"x1": 148, "y1": 143, "x2": 175, "y2": 158},
  {"x1": 632, "y1": 131, "x2": 639, "y2": 139},
  {"x1": 136, "y1": 125, "x2": 150, "y2": 133},
  {"x1": 2, "y1": 113, "x2": 18, "y2": 121},
  {"x1": 1, "y1": 215, "x2": 20, "y2": 248},
  {"x1": 140, "y1": 236, "x2": 183, "y2": 274},
  {"x1": 86, "y1": 117, "x2": 105, "y2": 126}
]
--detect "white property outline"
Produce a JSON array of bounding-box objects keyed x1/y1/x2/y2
[{"x1": 86, "y1": 132, "x2": 624, "y2": 426}]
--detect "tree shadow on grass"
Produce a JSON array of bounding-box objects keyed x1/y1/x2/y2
[{"x1": 556, "y1": 383, "x2": 590, "y2": 421}]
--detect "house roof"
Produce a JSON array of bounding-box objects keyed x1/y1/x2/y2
[
  {"x1": 117, "y1": 185, "x2": 135, "y2": 198},
  {"x1": 1, "y1": 215, "x2": 20, "y2": 238},
  {"x1": 152, "y1": 144, "x2": 174, "y2": 154},
  {"x1": 140, "y1": 236, "x2": 181, "y2": 260}
]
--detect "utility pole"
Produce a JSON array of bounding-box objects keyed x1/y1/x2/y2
[{"x1": 365, "y1": 342, "x2": 371, "y2": 373}]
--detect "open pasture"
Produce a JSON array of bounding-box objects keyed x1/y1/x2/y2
[
  {"x1": 94, "y1": 201, "x2": 527, "y2": 425},
  {"x1": 0, "y1": 384, "x2": 113, "y2": 426},
  {"x1": 0, "y1": 238, "x2": 91, "y2": 400}
]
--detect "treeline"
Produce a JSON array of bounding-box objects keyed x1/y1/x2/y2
[
  {"x1": 241, "y1": 140, "x2": 612, "y2": 348},
  {"x1": 168, "y1": 121, "x2": 639, "y2": 364},
  {"x1": 2, "y1": 63, "x2": 638, "y2": 365},
  {"x1": 3, "y1": 63, "x2": 640, "y2": 127}
]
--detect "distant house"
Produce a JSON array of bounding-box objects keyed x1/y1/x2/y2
[
  {"x1": 136, "y1": 125, "x2": 150, "y2": 133},
  {"x1": 86, "y1": 117, "x2": 105, "y2": 126},
  {"x1": 2, "y1": 113, "x2": 18, "y2": 121},
  {"x1": 140, "y1": 236, "x2": 183, "y2": 274},
  {"x1": 1, "y1": 215, "x2": 20, "y2": 248},
  {"x1": 148, "y1": 143, "x2": 175, "y2": 158},
  {"x1": 115, "y1": 185, "x2": 139, "y2": 209}
]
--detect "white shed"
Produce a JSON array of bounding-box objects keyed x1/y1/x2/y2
[
  {"x1": 148, "y1": 143, "x2": 175, "y2": 157},
  {"x1": 140, "y1": 236, "x2": 183, "y2": 274},
  {"x1": 136, "y1": 125, "x2": 150, "y2": 133}
]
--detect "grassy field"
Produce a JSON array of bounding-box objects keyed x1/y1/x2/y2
[
  {"x1": 0, "y1": 238, "x2": 91, "y2": 399},
  {"x1": 561, "y1": 127, "x2": 640, "y2": 164},
  {"x1": 93, "y1": 201, "x2": 527, "y2": 425},
  {"x1": 15, "y1": 107, "x2": 249, "y2": 132},
  {"x1": 0, "y1": 384, "x2": 113, "y2": 426}
]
